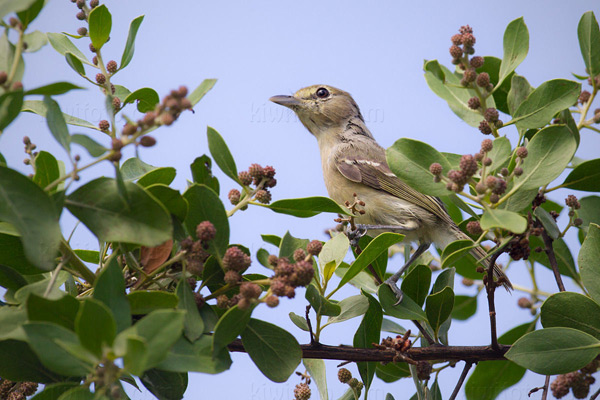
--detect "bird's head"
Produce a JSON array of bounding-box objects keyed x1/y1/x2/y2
[{"x1": 270, "y1": 85, "x2": 365, "y2": 138}]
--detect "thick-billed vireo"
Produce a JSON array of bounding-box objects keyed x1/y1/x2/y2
[{"x1": 270, "y1": 85, "x2": 512, "y2": 301}]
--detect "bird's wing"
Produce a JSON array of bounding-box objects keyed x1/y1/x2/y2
[{"x1": 336, "y1": 157, "x2": 454, "y2": 225}]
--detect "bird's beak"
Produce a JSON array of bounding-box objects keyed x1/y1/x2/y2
[{"x1": 269, "y1": 95, "x2": 302, "y2": 108}]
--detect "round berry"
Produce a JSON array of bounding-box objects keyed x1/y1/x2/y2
[
  {"x1": 307, "y1": 240, "x2": 323, "y2": 256},
  {"x1": 565, "y1": 194, "x2": 580, "y2": 209},
  {"x1": 240, "y1": 282, "x2": 262, "y2": 299},
  {"x1": 429, "y1": 162, "x2": 443, "y2": 176},
  {"x1": 224, "y1": 270, "x2": 242, "y2": 285},
  {"x1": 90, "y1": 0, "x2": 99, "y2": 7},
  {"x1": 228, "y1": 189, "x2": 241, "y2": 205},
  {"x1": 450, "y1": 34, "x2": 462, "y2": 45},
  {"x1": 463, "y1": 68, "x2": 476, "y2": 83},
  {"x1": 196, "y1": 221, "x2": 217, "y2": 241},
  {"x1": 480, "y1": 138, "x2": 493, "y2": 153},
  {"x1": 255, "y1": 189, "x2": 272, "y2": 204},
  {"x1": 112, "y1": 96, "x2": 121, "y2": 110},
  {"x1": 459, "y1": 155, "x2": 478, "y2": 176},
  {"x1": 470, "y1": 56, "x2": 484, "y2": 68},
  {"x1": 449, "y1": 45, "x2": 463, "y2": 59},
  {"x1": 107, "y1": 60, "x2": 118, "y2": 73},
  {"x1": 484, "y1": 108, "x2": 499, "y2": 123},
  {"x1": 139, "y1": 136, "x2": 156, "y2": 147},
  {"x1": 223, "y1": 246, "x2": 251, "y2": 272},
  {"x1": 466, "y1": 221, "x2": 483, "y2": 235},
  {"x1": 293, "y1": 248, "x2": 306, "y2": 262},
  {"x1": 238, "y1": 171, "x2": 252, "y2": 186},
  {"x1": 514, "y1": 167, "x2": 523, "y2": 176},
  {"x1": 294, "y1": 383, "x2": 311, "y2": 400},
  {"x1": 462, "y1": 33, "x2": 476, "y2": 47},
  {"x1": 338, "y1": 368, "x2": 352, "y2": 383},
  {"x1": 476, "y1": 72, "x2": 490, "y2": 88},
  {"x1": 501, "y1": 168, "x2": 509, "y2": 176},
  {"x1": 99, "y1": 120, "x2": 110, "y2": 131},
  {"x1": 76, "y1": 11, "x2": 86, "y2": 20},
  {"x1": 516, "y1": 147, "x2": 528, "y2": 158},
  {"x1": 467, "y1": 96, "x2": 480, "y2": 110},
  {"x1": 579, "y1": 90, "x2": 591, "y2": 104},
  {"x1": 95, "y1": 73, "x2": 106, "y2": 85},
  {"x1": 77, "y1": 27, "x2": 87, "y2": 36},
  {"x1": 479, "y1": 120, "x2": 492, "y2": 135},
  {"x1": 265, "y1": 295, "x2": 279, "y2": 308},
  {"x1": 483, "y1": 157, "x2": 492, "y2": 166}
]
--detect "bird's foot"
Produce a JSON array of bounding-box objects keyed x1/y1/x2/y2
[
  {"x1": 347, "y1": 224, "x2": 368, "y2": 247},
  {"x1": 384, "y1": 278, "x2": 404, "y2": 305}
]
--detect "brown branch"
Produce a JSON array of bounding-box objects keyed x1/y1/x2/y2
[
  {"x1": 412, "y1": 320, "x2": 435, "y2": 346},
  {"x1": 485, "y1": 250, "x2": 503, "y2": 351},
  {"x1": 540, "y1": 225, "x2": 566, "y2": 292},
  {"x1": 305, "y1": 305, "x2": 316, "y2": 345},
  {"x1": 541, "y1": 375, "x2": 550, "y2": 400},
  {"x1": 590, "y1": 386, "x2": 600, "y2": 400},
  {"x1": 448, "y1": 361, "x2": 473, "y2": 400},
  {"x1": 228, "y1": 340, "x2": 509, "y2": 362}
]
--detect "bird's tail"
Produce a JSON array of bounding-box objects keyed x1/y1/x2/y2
[{"x1": 447, "y1": 229, "x2": 513, "y2": 291}]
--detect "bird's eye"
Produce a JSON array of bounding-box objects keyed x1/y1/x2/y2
[{"x1": 316, "y1": 87, "x2": 329, "y2": 98}]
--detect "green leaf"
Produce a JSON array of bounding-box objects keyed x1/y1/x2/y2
[
  {"x1": 534, "y1": 207, "x2": 560, "y2": 239},
  {"x1": 88, "y1": 4, "x2": 111, "y2": 50},
  {"x1": 116, "y1": 309, "x2": 185, "y2": 369},
  {"x1": 207, "y1": 126, "x2": 239, "y2": 183},
  {"x1": 71, "y1": 134, "x2": 106, "y2": 157},
  {"x1": 23, "y1": 30, "x2": 47, "y2": 53},
  {"x1": 73, "y1": 249, "x2": 99, "y2": 264},
  {"x1": 303, "y1": 359, "x2": 328, "y2": 400},
  {"x1": 56, "y1": 387, "x2": 94, "y2": 400},
  {"x1": 425, "y1": 286, "x2": 454, "y2": 338},
  {"x1": 128, "y1": 291, "x2": 178, "y2": 314},
  {"x1": 66, "y1": 177, "x2": 172, "y2": 246},
  {"x1": 498, "y1": 17, "x2": 529, "y2": 89},
  {"x1": 486, "y1": 137, "x2": 511, "y2": 172},
  {"x1": 93, "y1": 258, "x2": 131, "y2": 333},
  {"x1": 16, "y1": 0, "x2": 44, "y2": 29},
  {"x1": 480, "y1": 208, "x2": 527, "y2": 233},
  {"x1": 32, "y1": 151, "x2": 60, "y2": 192},
  {"x1": 123, "y1": 88, "x2": 160, "y2": 113},
  {"x1": 505, "y1": 327, "x2": 600, "y2": 375},
  {"x1": 75, "y1": 298, "x2": 116, "y2": 358},
  {"x1": 400, "y1": 265, "x2": 431, "y2": 307},
  {"x1": 241, "y1": 318, "x2": 301, "y2": 382},
  {"x1": 579, "y1": 197, "x2": 600, "y2": 230},
  {"x1": 441, "y1": 239, "x2": 476, "y2": 270},
  {"x1": 26, "y1": 82, "x2": 83, "y2": 96},
  {"x1": 120, "y1": 15, "x2": 144, "y2": 70},
  {"x1": 354, "y1": 291, "x2": 382, "y2": 393},
  {"x1": 511, "y1": 79, "x2": 581, "y2": 129},
  {"x1": 27, "y1": 294, "x2": 80, "y2": 331},
  {"x1": 465, "y1": 322, "x2": 532, "y2": 400},
  {"x1": 423, "y1": 60, "x2": 491, "y2": 127},
  {"x1": 305, "y1": 284, "x2": 341, "y2": 316},
  {"x1": 138, "y1": 167, "x2": 176, "y2": 188},
  {"x1": 157, "y1": 335, "x2": 231, "y2": 374},
  {"x1": 14, "y1": 273, "x2": 68, "y2": 303},
  {"x1": 189, "y1": 79, "x2": 217, "y2": 106},
  {"x1": 0, "y1": 0, "x2": 38, "y2": 20},
  {"x1": 47, "y1": 33, "x2": 91, "y2": 65},
  {"x1": 452, "y1": 295, "x2": 477, "y2": 320},
  {"x1": 190, "y1": 155, "x2": 219, "y2": 193},
  {"x1": 338, "y1": 233, "x2": 404, "y2": 289},
  {"x1": 266, "y1": 196, "x2": 351, "y2": 218},
  {"x1": 0, "y1": 340, "x2": 64, "y2": 383},
  {"x1": 278, "y1": 231, "x2": 309, "y2": 260},
  {"x1": 212, "y1": 305, "x2": 253, "y2": 353},
  {"x1": 24, "y1": 322, "x2": 94, "y2": 376},
  {"x1": 22, "y1": 100, "x2": 98, "y2": 130},
  {"x1": 121, "y1": 157, "x2": 156, "y2": 180},
  {"x1": 43, "y1": 95, "x2": 71, "y2": 152},
  {"x1": 387, "y1": 137, "x2": 453, "y2": 196},
  {"x1": 176, "y1": 280, "x2": 204, "y2": 342},
  {"x1": 541, "y1": 291, "x2": 600, "y2": 340},
  {"x1": 376, "y1": 361, "x2": 410, "y2": 383},
  {"x1": 289, "y1": 312, "x2": 309, "y2": 331},
  {"x1": 30, "y1": 383, "x2": 79, "y2": 400},
  {"x1": 562, "y1": 158, "x2": 600, "y2": 191},
  {"x1": 507, "y1": 74, "x2": 534, "y2": 115},
  {"x1": 140, "y1": 369, "x2": 187, "y2": 400},
  {"x1": 183, "y1": 184, "x2": 229, "y2": 257},
  {"x1": 319, "y1": 233, "x2": 349, "y2": 277},
  {"x1": 0, "y1": 166, "x2": 60, "y2": 270},
  {"x1": 528, "y1": 236, "x2": 578, "y2": 279},
  {"x1": 325, "y1": 294, "x2": 369, "y2": 326},
  {"x1": 146, "y1": 184, "x2": 188, "y2": 221},
  {"x1": 378, "y1": 284, "x2": 427, "y2": 321},
  {"x1": 0, "y1": 91, "x2": 24, "y2": 132},
  {"x1": 0, "y1": 264, "x2": 28, "y2": 291},
  {"x1": 580, "y1": 224, "x2": 600, "y2": 304},
  {"x1": 64, "y1": 52, "x2": 84, "y2": 76},
  {"x1": 578, "y1": 11, "x2": 600, "y2": 80}
]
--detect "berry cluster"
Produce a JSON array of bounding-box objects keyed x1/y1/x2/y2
[
  {"x1": 222, "y1": 246, "x2": 252, "y2": 285},
  {"x1": 121, "y1": 86, "x2": 193, "y2": 144},
  {"x1": 71, "y1": 0, "x2": 99, "y2": 23},
  {"x1": 22, "y1": 136, "x2": 37, "y2": 166},
  {"x1": 551, "y1": 358, "x2": 599, "y2": 398},
  {"x1": 565, "y1": 194, "x2": 583, "y2": 228},
  {"x1": 293, "y1": 383, "x2": 311, "y2": 400},
  {"x1": 0, "y1": 380, "x2": 38, "y2": 400},
  {"x1": 228, "y1": 164, "x2": 277, "y2": 208},
  {"x1": 449, "y1": 26, "x2": 504, "y2": 135},
  {"x1": 430, "y1": 139, "x2": 526, "y2": 207},
  {"x1": 180, "y1": 221, "x2": 216, "y2": 276},
  {"x1": 336, "y1": 368, "x2": 363, "y2": 396},
  {"x1": 375, "y1": 331, "x2": 414, "y2": 364}
]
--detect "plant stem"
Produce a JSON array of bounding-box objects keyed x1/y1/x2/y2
[
  {"x1": 60, "y1": 239, "x2": 96, "y2": 284},
  {"x1": 6, "y1": 28, "x2": 24, "y2": 84},
  {"x1": 448, "y1": 361, "x2": 473, "y2": 400},
  {"x1": 44, "y1": 259, "x2": 65, "y2": 297},
  {"x1": 45, "y1": 153, "x2": 112, "y2": 192}
]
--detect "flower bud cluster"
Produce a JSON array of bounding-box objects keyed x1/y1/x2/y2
[
  {"x1": 0, "y1": 380, "x2": 38, "y2": 400},
  {"x1": 229, "y1": 164, "x2": 277, "y2": 206},
  {"x1": 293, "y1": 383, "x2": 311, "y2": 400},
  {"x1": 551, "y1": 358, "x2": 599, "y2": 398},
  {"x1": 180, "y1": 221, "x2": 216, "y2": 276}
]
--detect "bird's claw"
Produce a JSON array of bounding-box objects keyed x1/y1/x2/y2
[
  {"x1": 384, "y1": 278, "x2": 404, "y2": 306},
  {"x1": 347, "y1": 224, "x2": 368, "y2": 247}
]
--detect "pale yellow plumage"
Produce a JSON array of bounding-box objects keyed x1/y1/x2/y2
[{"x1": 270, "y1": 85, "x2": 511, "y2": 294}]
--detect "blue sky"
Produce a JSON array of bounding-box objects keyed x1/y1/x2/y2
[{"x1": 2, "y1": 1, "x2": 600, "y2": 398}]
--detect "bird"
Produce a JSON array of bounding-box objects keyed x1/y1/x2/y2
[{"x1": 270, "y1": 84, "x2": 512, "y2": 302}]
